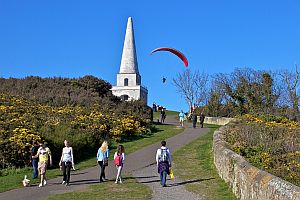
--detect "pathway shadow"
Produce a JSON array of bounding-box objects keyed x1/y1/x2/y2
[
  {"x1": 168, "y1": 178, "x2": 215, "y2": 187},
  {"x1": 59, "y1": 179, "x2": 100, "y2": 186},
  {"x1": 132, "y1": 175, "x2": 157, "y2": 179},
  {"x1": 138, "y1": 179, "x2": 161, "y2": 184},
  {"x1": 71, "y1": 172, "x2": 88, "y2": 176},
  {"x1": 137, "y1": 178, "x2": 215, "y2": 186}
]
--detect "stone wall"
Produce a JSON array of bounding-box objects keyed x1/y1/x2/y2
[
  {"x1": 213, "y1": 126, "x2": 300, "y2": 200},
  {"x1": 202, "y1": 117, "x2": 235, "y2": 125}
]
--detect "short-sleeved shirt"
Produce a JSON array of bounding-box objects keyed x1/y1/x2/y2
[
  {"x1": 37, "y1": 147, "x2": 51, "y2": 162},
  {"x1": 179, "y1": 112, "x2": 185, "y2": 120}
]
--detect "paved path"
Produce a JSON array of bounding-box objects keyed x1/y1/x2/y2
[
  {"x1": 133, "y1": 164, "x2": 200, "y2": 200},
  {"x1": 0, "y1": 115, "x2": 208, "y2": 200}
]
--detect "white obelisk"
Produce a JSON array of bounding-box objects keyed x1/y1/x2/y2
[{"x1": 111, "y1": 17, "x2": 148, "y2": 103}]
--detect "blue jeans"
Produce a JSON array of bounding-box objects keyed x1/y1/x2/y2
[
  {"x1": 160, "y1": 171, "x2": 167, "y2": 186},
  {"x1": 32, "y1": 159, "x2": 38, "y2": 179}
]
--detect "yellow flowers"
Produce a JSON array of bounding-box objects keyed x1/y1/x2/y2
[
  {"x1": 1, "y1": 93, "x2": 148, "y2": 167},
  {"x1": 261, "y1": 152, "x2": 272, "y2": 169},
  {"x1": 242, "y1": 114, "x2": 300, "y2": 129},
  {"x1": 109, "y1": 116, "x2": 147, "y2": 141},
  {"x1": 8, "y1": 127, "x2": 41, "y2": 157},
  {"x1": 226, "y1": 113, "x2": 300, "y2": 186}
]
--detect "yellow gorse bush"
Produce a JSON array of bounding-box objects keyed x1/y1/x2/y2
[
  {"x1": 0, "y1": 93, "x2": 148, "y2": 167},
  {"x1": 9, "y1": 128, "x2": 41, "y2": 156},
  {"x1": 226, "y1": 113, "x2": 300, "y2": 186},
  {"x1": 243, "y1": 114, "x2": 300, "y2": 128}
]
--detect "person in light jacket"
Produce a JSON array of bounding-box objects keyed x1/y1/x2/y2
[
  {"x1": 96, "y1": 141, "x2": 109, "y2": 182},
  {"x1": 179, "y1": 110, "x2": 185, "y2": 127}
]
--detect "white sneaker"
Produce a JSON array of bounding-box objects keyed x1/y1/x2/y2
[
  {"x1": 38, "y1": 183, "x2": 43, "y2": 187},
  {"x1": 119, "y1": 180, "x2": 122, "y2": 184},
  {"x1": 115, "y1": 180, "x2": 118, "y2": 184},
  {"x1": 62, "y1": 181, "x2": 66, "y2": 185},
  {"x1": 43, "y1": 180, "x2": 47, "y2": 186}
]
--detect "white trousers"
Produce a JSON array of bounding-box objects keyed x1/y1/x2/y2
[{"x1": 116, "y1": 166, "x2": 123, "y2": 182}]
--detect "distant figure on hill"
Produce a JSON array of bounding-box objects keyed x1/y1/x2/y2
[
  {"x1": 192, "y1": 112, "x2": 197, "y2": 128},
  {"x1": 161, "y1": 108, "x2": 166, "y2": 124},
  {"x1": 199, "y1": 112, "x2": 205, "y2": 128},
  {"x1": 179, "y1": 110, "x2": 185, "y2": 127},
  {"x1": 152, "y1": 102, "x2": 157, "y2": 112},
  {"x1": 156, "y1": 140, "x2": 172, "y2": 187}
]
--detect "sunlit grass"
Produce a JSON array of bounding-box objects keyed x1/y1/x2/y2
[
  {"x1": 153, "y1": 110, "x2": 178, "y2": 122},
  {"x1": 48, "y1": 177, "x2": 151, "y2": 200},
  {"x1": 172, "y1": 124, "x2": 237, "y2": 200}
]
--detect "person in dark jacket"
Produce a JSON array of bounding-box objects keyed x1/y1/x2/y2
[
  {"x1": 199, "y1": 113, "x2": 205, "y2": 128},
  {"x1": 192, "y1": 112, "x2": 197, "y2": 128},
  {"x1": 160, "y1": 108, "x2": 166, "y2": 124},
  {"x1": 31, "y1": 141, "x2": 39, "y2": 179},
  {"x1": 156, "y1": 141, "x2": 172, "y2": 187}
]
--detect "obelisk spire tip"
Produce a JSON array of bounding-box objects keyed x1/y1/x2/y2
[{"x1": 119, "y1": 17, "x2": 139, "y2": 74}]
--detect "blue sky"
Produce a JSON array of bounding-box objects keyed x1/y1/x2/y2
[{"x1": 0, "y1": 1, "x2": 299, "y2": 112}]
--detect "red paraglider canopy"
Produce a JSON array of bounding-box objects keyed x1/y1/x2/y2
[{"x1": 151, "y1": 47, "x2": 188, "y2": 67}]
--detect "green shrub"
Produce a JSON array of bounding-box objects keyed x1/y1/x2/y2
[
  {"x1": 224, "y1": 114, "x2": 300, "y2": 186},
  {"x1": 0, "y1": 93, "x2": 152, "y2": 169}
]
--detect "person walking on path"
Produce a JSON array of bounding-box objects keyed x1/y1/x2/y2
[
  {"x1": 199, "y1": 112, "x2": 205, "y2": 128},
  {"x1": 179, "y1": 110, "x2": 185, "y2": 127},
  {"x1": 192, "y1": 112, "x2": 197, "y2": 128},
  {"x1": 0, "y1": 114, "x2": 211, "y2": 200},
  {"x1": 32, "y1": 142, "x2": 52, "y2": 187},
  {"x1": 59, "y1": 140, "x2": 75, "y2": 186},
  {"x1": 114, "y1": 144, "x2": 125, "y2": 184},
  {"x1": 161, "y1": 108, "x2": 166, "y2": 124},
  {"x1": 96, "y1": 141, "x2": 109, "y2": 182},
  {"x1": 156, "y1": 140, "x2": 172, "y2": 187},
  {"x1": 30, "y1": 140, "x2": 39, "y2": 179}
]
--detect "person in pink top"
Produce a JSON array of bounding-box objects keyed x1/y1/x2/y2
[{"x1": 114, "y1": 144, "x2": 125, "y2": 184}]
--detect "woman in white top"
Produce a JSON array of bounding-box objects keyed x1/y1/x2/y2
[
  {"x1": 114, "y1": 144, "x2": 125, "y2": 184},
  {"x1": 59, "y1": 140, "x2": 75, "y2": 186}
]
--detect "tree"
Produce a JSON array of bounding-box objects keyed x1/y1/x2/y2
[
  {"x1": 213, "y1": 68, "x2": 278, "y2": 116},
  {"x1": 279, "y1": 64, "x2": 299, "y2": 120},
  {"x1": 206, "y1": 84, "x2": 223, "y2": 117},
  {"x1": 172, "y1": 69, "x2": 209, "y2": 113}
]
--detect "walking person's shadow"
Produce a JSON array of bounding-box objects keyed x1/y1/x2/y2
[{"x1": 137, "y1": 177, "x2": 215, "y2": 187}]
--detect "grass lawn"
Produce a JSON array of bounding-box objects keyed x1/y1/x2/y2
[
  {"x1": 0, "y1": 111, "x2": 182, "y2": 193},
  {"x1": 172, "y1": 124, "x2": 237, "y2": 200},
  {"x1": 153, "y1": 110, "x2": 179, "y2": 122},
  {"x1": 48, "y1": 177, "x2": 151, "y2": 200}
]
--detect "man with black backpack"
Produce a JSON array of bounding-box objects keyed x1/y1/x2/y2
[{"x1": 155, "y1": 140, "x2": 172, "y2": 187}]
